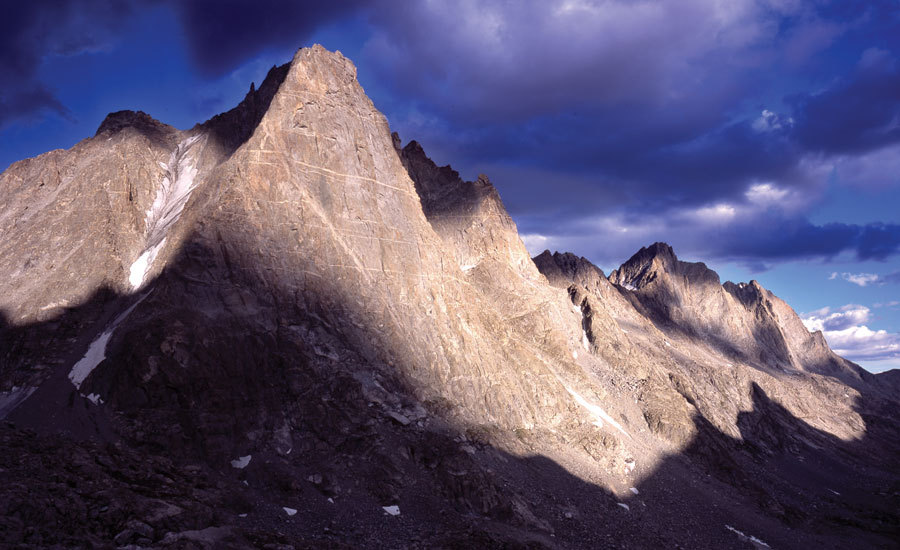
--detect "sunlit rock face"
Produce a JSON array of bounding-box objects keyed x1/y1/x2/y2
[{"x1": 0, "y1": 46, "x2": 897, "y2": 549}]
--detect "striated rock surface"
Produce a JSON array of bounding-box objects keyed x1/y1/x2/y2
[
  {"x1": 608, "y1": 242, "x2": 867, "y2": 384},
  {"x1": 0, "y1": 45, "x2": 897, "y2": 549}
]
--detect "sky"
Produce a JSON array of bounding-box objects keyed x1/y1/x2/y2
[{"x1": 1, "y1": 0, "x2": 898, "y2": 373}]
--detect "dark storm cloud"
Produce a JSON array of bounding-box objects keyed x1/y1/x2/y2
[
  {"x1": 409, "y1": 105, "x2": 805, "y2": 221},
  {"x1": 0, "y1": 0, "x2": 134, "y2": 126},
  {"x1": 791, "y1": 48, "x2": 900, "y2": 155},
  {"x1": 366, "y1": 0, "x2": 774, "y2": 125},
  {"x1": 363, "y1": 1, "x2": 887, "y2": 203},
  {"x1": 712, "y1": 219, "x2": 900, "y2": 263},
  {"x1": 169, "y1": 0, "x2": 369, "y2": 77},
  {"x1": 2, "y1": 0, "x2": 898, "y2": 268},
  {"x1": 518, "y1": 204, "x2": 900, "y2": 270},
  {"x1": 364, "y1": 0, "x2": 900, "y2": 265},
  {"x1": 0, "y1": 0, "x2": 368, "y2": 126}
]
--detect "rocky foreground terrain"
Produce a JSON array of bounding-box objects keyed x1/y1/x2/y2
[{"x1": 0, "y1": 46, "x2": 898, "y2": 549}]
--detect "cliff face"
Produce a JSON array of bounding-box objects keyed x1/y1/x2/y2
[
  {"x1": 607, "y1": 242, "x2": 866, "y2": 384},
  {"x1": 0, "y1": 46, "x2": 897, "y2": 549}
]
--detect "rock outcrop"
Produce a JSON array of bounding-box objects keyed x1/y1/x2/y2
[{"x1": 0, "y1": 45, "x2": 897, "y2": 549}]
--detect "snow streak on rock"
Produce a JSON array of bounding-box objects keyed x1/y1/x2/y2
[
  {"x1": 84, "y1": 393, "x2": 103, "y2": 405},
  {"x1": 566, "y1": 386, "x2": 631, "y2": 439},
  {"x1": 68, "y1": 295, "x2": 148, "y2": 390},
  {"x1": 725, "y1": 525, "x2": 771, "y2": 548},
  {"x1": 129, "y1": 134, "x2": 203, "y2": 290},
  {"x1": 129, "y1": 240, "x2": 167, "y2": 290}
]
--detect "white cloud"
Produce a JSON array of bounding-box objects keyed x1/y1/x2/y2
[
  {"x1": 693, "y1": 203, "x2": 736, "y2": 223},
  {"x1": 802, "y1": 304, "x2": 900, "y2": 363},
  {"x1": 520, "y1": 233, "x2": 551, "y2": 255},
  {"x1": 801, "y1": 304, "x2": 870, "y2": 332},
  {"x1": 751, "y1": 109, "x2": 794, "y2": 132},
  {"x1": 825, "y1": 325, "x2": 900, "y2": 361},
  {"x1": 684, "y1": 181, "x2": 806, "y2": 228},
  {"x1": 745, "y1": 183, "x2": 788, "y2": 205},
  {"x1": 846, "y1": 273, "x2": 879, "y2": 286},
  {"x1": 830, "y1": 272, "x2": 880, "y2": 287}
]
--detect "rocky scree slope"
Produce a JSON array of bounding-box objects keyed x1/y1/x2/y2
[{"x1": 0, "y1": 46, "x2": 897, "y2": 549}]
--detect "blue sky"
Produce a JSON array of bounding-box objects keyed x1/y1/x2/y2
[{"x1": 1, "y1": 0, "x2": 898, "y2": 372}]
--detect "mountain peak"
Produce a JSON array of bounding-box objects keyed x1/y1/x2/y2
[
  {"x1": 631, "y1": 241, "x2": 677, "y2": 267},
  {"x1": 198, "y1": 61, "x2": 290, "y2": 154},
  {"x1": 608, "y1": 241, "x2": 676, "y2": 290},
  {"x1": 610, "y1": 242, "x2": 722, "y2": 290},
  {"x1": 400, "y1": 139, "x2": 475, "y2": 216},
  {"x1": 533, "y1": 250, "x2": 606, "y2": 291},
  {"x1": 95, "y1": 110, "x2": 175, "y2": 140}
]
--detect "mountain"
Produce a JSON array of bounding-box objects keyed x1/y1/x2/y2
[{"x1": 1, "y1": 45, "x2": 897, "y2": 549}]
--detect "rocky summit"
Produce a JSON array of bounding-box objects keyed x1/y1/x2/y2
[{"x1": 0, "y1": 46, "x2": 897, "y2": 549}]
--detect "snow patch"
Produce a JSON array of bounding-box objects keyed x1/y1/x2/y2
[
  {"x1": 69, "y1": 331, "x2": 114, "y2": 389},
  {"x1": 665, "y1": 341, "x2": 672, "y2": 347},
  {"x1": 130, "y1": 134, "x2": 203, "y2": 291},
  {"x1": 283, "y1": 507, "x2": 297, "y2": 516},
  {"x1": 129, "y1": 239, "x2": 166, "y2": 290},
  {"x1": 460, "y1": 263, "x2": 478, "y2": 272},
  {"x1": 617, "y1": 503, "x2": 630, "y2": 511},
  {"x1": 828, "y1": 488, "x2": 841, "y2": 495},
  {"x1": 623, "y1": 283, "x2": 636, "y2": 291},
  {"x1": 230, "y1": 455, "x2": 252, "y2": 469},
  {"x1": 68, "y1": 296, "x2": 147, "y2": 389},
  {"x1": 40, "y1": 300, "x2": 69, "y2": 311},
  {"x1": 725, "y1": 525, "x2": 770, "y2": 548},
  {"x1": 629, "y1": 487, "x2": 639, "y2": 495},
  {"x1": 565, "y1": 387, "x2": 630, "y2": 439},
  {"x1": 572, "y1": 350, "x2": 578, "y2": 359},
  {"x1": 582, "y1": 330, "x2": 590, "y2": 351},
  {"x1": 84, "y1": 393, "x2": 103, "y2": 405},
  {"x1": 382, "y1": 505, "x2": 400, "y2": 516}
]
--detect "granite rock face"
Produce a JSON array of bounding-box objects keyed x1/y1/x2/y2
[
  {"x1": 608, "y1": 242, "x2": 867, "y2": 384},
  {"x1": 0, "y1": 46, "x2": 897, "y2": 549}
]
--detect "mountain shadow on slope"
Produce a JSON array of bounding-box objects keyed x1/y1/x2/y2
[{"x1": 1, "y1": 230, "x2": 898, "y2": 549}]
